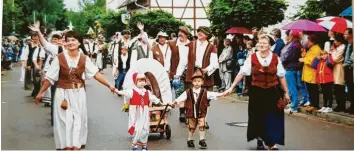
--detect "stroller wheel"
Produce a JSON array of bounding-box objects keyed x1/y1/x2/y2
[{"x1": 165, "y1": 124, "x2": 171, "y2": 139}]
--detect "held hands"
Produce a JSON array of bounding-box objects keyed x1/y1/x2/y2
[
  {"x1": 223, "y1": 88, "x2": 233, "y2": 96},
  {"x1": 109, "y1": 85, "x2": 117, "y2": 94}
]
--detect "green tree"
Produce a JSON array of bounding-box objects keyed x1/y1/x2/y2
[
  {"x1": 128, "y1": 10, "x2": 191, "y2": 37},
  {"x1": 101, "y1": 10, "x2": 128, "y2": 38},
  {"x1": 2, "y1": 0, "x2": 23, "y2": 35},
  {"x1": 207, "y1": 0, "x2": 288, "y2": 36},
  {"x1": 66, "y1": 0, "x2": 105, "y2": 36},
  {"x1": 292, "y1": 0, "x2": 352, "y2": 21},
  {"x1": 14, "y1": 0, "x2": 68, "y2": 35}
]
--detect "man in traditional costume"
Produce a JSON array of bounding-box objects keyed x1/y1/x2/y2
[
  {"x1": 19, "y1": 37, "x2": 32, "y2": 83},
  {"x1": 34, "y1": 30, "x2": 116, "y2": 150},
  {"x1": 112, "y1": 30, "x2": 132, "y2": 89},
  {"x1": 116, "y1": 72, "x2": 161, "y2": 151},
  {"x1": 170, "y1": 26, "x2": 191, "y2": 122},
  {"x1": 172, "y1": 69, "x2": 223, "y2": 149},
  {"x1": 31, "y1": 35, "x2": 45, "y2": 98},
  {"x1": 130, "y1": 23, "x2": 153, "y2": 69},
  {"x1": 177, "y1": 26, "x2": 219, "y2": 128},
  {"x1": 24, "y1": 34, "x2": 40, "y2": 91},
  {"x1": 95, "y1": 38, "x2": 104, "y2": 73},
  {"x1": 151, "y1": 31, "x2": 171, "y2": 72}
]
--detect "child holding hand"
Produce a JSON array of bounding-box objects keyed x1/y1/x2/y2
[{"x1": 171, "y1": 69, "x2": 225, "y2": 149}]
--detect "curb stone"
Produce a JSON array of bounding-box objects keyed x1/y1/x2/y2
[{"x1": 226, "y1": 93, "x2": 354, "y2": 126}]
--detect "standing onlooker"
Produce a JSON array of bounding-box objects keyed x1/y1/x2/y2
[
  {"x1": 270, "y1": 28, "x2": 285, "y2": 56},
  {"x1": 218, "y1": 36, "x2": 233, "y2": 92},
  {"x1": 343, "y1": 28, "x2": 354, "y2": 114},
  {"x1": 324, "y1": 31, "x2": 335, "y2": 52},
  {"x1": 331, "y1": 33, "x2": 346, "y2": 112},
  {"x1": 281, "y1": 30, "x2": 302, "y2": 113},
  {"x1": 300, "y1": 34, "x2": 321, "y2": 111},
  {"x1": 312, "y1": 51, "x2": 335, "y2": 113}
]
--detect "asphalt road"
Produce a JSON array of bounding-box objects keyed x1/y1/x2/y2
[{"x1": 2, "y1": 65, "x2": 354, "y2": 150}]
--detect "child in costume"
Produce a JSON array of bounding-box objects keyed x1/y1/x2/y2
[
  {"x1": 116, "y1": 72, "x2": 161, "y2": 151},
  {"x1": 171, "y1": 68, "x2": 224, "y2": 149}
]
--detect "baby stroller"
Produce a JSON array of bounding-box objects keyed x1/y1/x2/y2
[{"x1": 123, "y1": 58, "x2": 173, "y2": 139}]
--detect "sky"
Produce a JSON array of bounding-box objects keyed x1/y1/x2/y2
[{"x1": 64, "y1": 0, "x2": 80, "y2": 11}]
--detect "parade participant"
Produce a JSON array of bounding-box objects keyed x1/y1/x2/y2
[
  {"x1": 179, "y1": 26, "x2": 219, "y2": 128},
  {"x1": 23, "y1": 34, "x2": 40, "y2": 91},
  {"x1": 31, "y1": 34, "x2": 45, "y2": 97},
  {"x1": 170, "y1": 26, "x2": 191, "y2": 122},
  {"x1": 112, "y1": 30, "x2": 132, "y2": 89},
  {"x1": 225, "y1": 34, "x2": 290, "y2": 150},
  {"x1": 218, "y1": 34, "x2": 234, "y2": 92},
  {"x1": 19, "y1": 37, "x2": 31, "y2": 83},
  {"x1": 35, "y1": 31, "x2": 116, "y2": 150},
  {"x1": 130, "y1": 23, "x2": 153, "y2": 69},
  {"x1": 115, "y1": 72, "x2": 161, "y2": 151},
  {"x1": 111, "y1": 32, "x2": 121, "y2": 75},
  {"x1": 41, "y1": 31, "x2": 63, "y2": 104},
  {"x1": 151, "y1": 31, "x2": 171, "y2": 72},
  {"x1": 183, "y1": 26, "x2": 219, "y2": 89},
  {"x1": 115, "y1": 39, "x2": 132, "y2": 92},
  {"x1": 171, "y1": 69, "x2": 224, "y2": 149},
  {"x1": 85, "y1": 36, "x2": 97, "y2": 58},
  {"x1": 95, "y1": 38, "x2": 104, "y2": 73}
]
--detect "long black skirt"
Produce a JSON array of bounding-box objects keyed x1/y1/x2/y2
[{"x1": 247, "y1": 86, "x2": 285, "y2": 146}]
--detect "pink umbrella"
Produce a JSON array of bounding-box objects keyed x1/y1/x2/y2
[
  {"x1": 316, "y1": 16, "x2": 352, "y2": 34},
  {"x1": 281, "y1": 19, "x2": 327, "y2": 32},
  {"x1": 226, "y1": 27, "x2": 252, "y2": 34}
]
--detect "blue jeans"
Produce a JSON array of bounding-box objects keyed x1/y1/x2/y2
[
  {"x1": 297, "y1": 70, "x2": 310, "y2": 103},
  {"x1": 285, "y1": 70, "x2": 299, "y2": 110},
  {"x1": 115, "y1": 70, "x2": 127, "y2": 90}
]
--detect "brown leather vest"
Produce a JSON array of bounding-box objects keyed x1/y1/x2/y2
[
  {"x1": 57, "y1": 53, "x2": 86, "y2": 89},
  {"x1": 184, "y1": 88, "x2": 208, "y2": 118},
  {"x1": 168, "y1": 40, "x2": 179, "y2": 79},
  {"x1": 186, "y1": 41, "x2": 215, "y2": 86},
  {"x1": 251, "y1": 53, "x2": 279, "y2": 88},
  {"x1": 151, "y1": 44, "x2": 169, "y2": 66}
]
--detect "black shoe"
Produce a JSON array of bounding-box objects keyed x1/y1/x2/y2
[
  {"x1": 187, "y1": 140, "x2": 195, "y2": 148},
  {"x1": 179, "y1": 114, "x2": 186, "y2": 123},
  {"x1": 199, "y1": 139, "x2": 207, "y2": 149},
  {"x1": 205, "y1": 122, "x2": 209, "y2": 129},
  {"x1": 257, "y1": 140, "x2": 265, "y2": 150}
]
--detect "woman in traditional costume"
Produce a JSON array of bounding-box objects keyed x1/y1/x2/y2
[
  {"x1": 35, "y1": 31, "x2": 116, "y2": 150},
  {"x1": 225, "y1": 34, "x2": 290, "y2": 150}
]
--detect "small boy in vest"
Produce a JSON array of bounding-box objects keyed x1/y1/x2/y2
[
  {"x1": 116, "y1": 72, "x2": 161, "y2": 151},
  {"x1": 311, "y1": 51, "x2": 335, "y2": 112},
  {"x1": 171, "y1": 68, "x2": 224, "y2": 149}
]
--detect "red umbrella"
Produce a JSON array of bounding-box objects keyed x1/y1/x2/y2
[
  {"x1": 316, "y1": 16, "x2": 352, "y2": 34},
  {"x1": 281, "y1": 19, "x2": 327, "y2": 32},
  {"x1": 226, "y1": 27, "x2": 252, "y2": 34}
]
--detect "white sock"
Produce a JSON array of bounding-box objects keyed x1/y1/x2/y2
[
  {"x1": 188, "y1": 131, "x2": 194, "y2": 140},
  {"x1": 199, "y1": 130, "x2": 206, "y2": 140}
]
